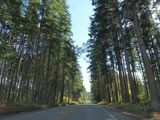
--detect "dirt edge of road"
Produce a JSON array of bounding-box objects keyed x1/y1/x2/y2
[{"x1": 101, "y1": 105, "x2": 152, "y2": 120}]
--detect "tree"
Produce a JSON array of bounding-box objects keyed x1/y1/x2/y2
[
  {"x1": 88, "y1": 0, "x2": 160, "y2": 111},
  {"x1": 0, "y1": 0, "x2": 86, "y2": 105}
]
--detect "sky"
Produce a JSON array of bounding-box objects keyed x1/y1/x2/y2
[{"x1": 66, "y1": 0, "x2": 94, "y2": 92}]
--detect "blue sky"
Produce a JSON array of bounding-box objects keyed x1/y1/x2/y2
[{"x1": 67, "y1": 0, "x2": 94, "y2": 92}]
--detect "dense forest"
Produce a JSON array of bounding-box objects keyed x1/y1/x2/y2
[
  {"x1": 1, "y1": 0, "x2": 160, "y2": 116},
  {"x1": 0, "y1": 0, "x2": 86, "y2": 105},
  {"x1": 87, "y1": 0, "x2": 160, "y2": 112}
]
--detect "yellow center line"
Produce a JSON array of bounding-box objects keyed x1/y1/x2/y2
[{"x1": 50, "y1": 106, "x2": 80, "y2": 120}]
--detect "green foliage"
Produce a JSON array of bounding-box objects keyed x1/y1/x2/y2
[
  {"x1": 88, "y1": 0, "x2": 160, "y2": 112},
  {"x1": 0, "y1": 102, "x2": 42, "y2": 115},
  {"x1": 108, "y1": 102, "x2": 153, "y2": 118},
  {"x1": 98, "y1": 101, "x2": 108, "y2": 105},
  {"x1": 0, "y1": 0, "x2": 85, "y2": 106}
]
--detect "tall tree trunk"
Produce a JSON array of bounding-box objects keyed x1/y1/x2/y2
[
  {"x1": 10, "y1": 35, "x2": 24, "y2": 102},
  {"x1": 119, "y1": 20, "x2": 139, "y2": 103},
  {"x1": 44, "y1": 39, "x2": 52, "y2": 103},
  {"x1": 25, "y1": 57, "x2": 32, "y2": 102},
  {"x1": 53, "y1": 44, "x2": 60, "y2": 103},
  {"x1": 0, "y1": 60, "x2": 6, "y2": 100},
  {"x1": 31, "y1": 23, "x2": 42, "y2": 103},
  {"x1": 17, "y1": 57, "x2": 27, "y2": 101},
  {"x1": 11, "y1": 56, "x2": 23, "y2": 102},
  {"x1": 67, "y1": 79, "x2": 71, "y2": 104},
  {"x1": 60, "y1": 63, "x2": 65, "y2": 103},
  {"x1": 135, "y1": 43, "x2": 149, "y2": 99},
  {"x1": 133, "y1": 13, "x2": 160, "y2": 111},
  {"x1": 121, "y1": 61, "x2": 130, "y2": 102},
  {"x1": 114, "y1": 73, "x2": 119, "y2": 101},
  {"x1": 112, "y1": 32, "x2": 126, "y2": 102},
  {"x1": 112, "y1": 59, "x2": 119, "y2": 102},
  {"x1": 7, "y1": 60, "x2": 15, "y2": 101},
  {"x1": 106, "y1": 84, "x2": 111, "y2": 103}
]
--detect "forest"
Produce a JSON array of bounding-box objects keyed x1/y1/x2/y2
[
  {"x1": 0, "y1": 0, "x2": 87, "y2": 108},
  {"x1": 1, "y1": 0, "x2": 160, "y2": 118},
  {"x1": 87, "y1": 0, "x2": 160, "y2": 112}
]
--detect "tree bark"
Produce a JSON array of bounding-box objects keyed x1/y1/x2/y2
[
  {"x1": 0, "y1": 60, "x2": 6, "y2": 100},
  {"x1": 60, "y1": 63, "x2": 65, "y2": 103},
  {"x1": 44, "y1": 39, "x2": 52, "y2": 103},
  {"x1": 112, "y1": 32, "x2": 126, "y2": 102},
  {"x1": 133, "y1": 14, "x2": 160, "y2": 111}
]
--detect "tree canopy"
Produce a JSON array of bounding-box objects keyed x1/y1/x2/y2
[
  {"x1": 0, "y1": 0, "x2": 86, "y2": 104},
  {"x1": 87, "y1": 0, "x2": 160, "y2": 112}
]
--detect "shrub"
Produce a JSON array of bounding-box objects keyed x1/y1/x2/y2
[{"x1": 108, "y1": 102, "x2": 153, "y2": 118}]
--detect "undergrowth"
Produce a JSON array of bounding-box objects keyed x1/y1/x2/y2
[
  {"x1": 0, "y1": 101, "x2": 78, "y2": 116},
  {"x1": 108, "y1": 102, "x2": 153, "y2": 118}
]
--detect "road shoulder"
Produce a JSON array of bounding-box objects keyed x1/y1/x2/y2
[{"x1": 101, "y1": 105, "x2": 152, "y2": 120}]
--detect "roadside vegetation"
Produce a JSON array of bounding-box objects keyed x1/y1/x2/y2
[
  {"x1": 0, "y1": 100, "x2": 81, "y2": 116},
  {"x1": 0, "y1": 0, "x2": 87, "y2": 116},
  {"x1": 1, "y1": 0, "x2": 160, "y2": 119},
  {"x1": 98, "y1": 101, "x2": 160, "y2": 119},
  {"x1": 88, "y1": 0, "x2": 160, "y2": 119}
]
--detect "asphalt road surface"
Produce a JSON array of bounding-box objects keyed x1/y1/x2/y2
[{"x1": 0, "y1": 101, "x2": 148, "y2": 120}]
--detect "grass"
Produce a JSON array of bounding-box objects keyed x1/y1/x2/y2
[
  {"x1": 0, "y1": 102, "x2": 49, "y2": 115},
  {"x1": 98, "y1": 101, "x2": 160, "y2": 119},
  {"x1": 1, "y1": 100, "x2": 159, "y2": 119},
  {"x1": 108, "y1": 102, "x2": 153, "y2": 118},
  {"x1": 0, "y1": 101, "x2": 79, "y2": 116}
]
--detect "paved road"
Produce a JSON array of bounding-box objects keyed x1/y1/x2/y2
[{"x1": 0, "y1": 102, "x2": 147, "y2": 120}]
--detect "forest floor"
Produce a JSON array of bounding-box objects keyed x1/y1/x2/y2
[
  {"x1": 0, "y1": 101, "x2": 77, "y2": 116},
  {"x1": 0, "y1": 101, "x2": 160, "y2": 120},
  {"x1": 98, "y1": 102, "x2": 160, "y2": 120}
]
